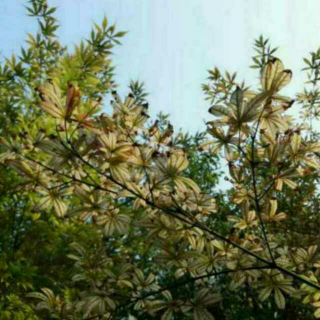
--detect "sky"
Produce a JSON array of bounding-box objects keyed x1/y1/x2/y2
[
  {"x1": 1, "y1": 0, "x2": 320, "y2": 187},
  {"x1": 2, "y1": 0, "x2": 320, "y2": 132}
]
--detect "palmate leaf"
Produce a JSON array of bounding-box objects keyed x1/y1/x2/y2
[
  {"x1": 27, "y1": 288, "x2": 59, "y2": 312},
  {"x1": 244, "y1": 90, "x2": 272, "y2": 120},
  {"x1": 168, "y1": 154, "x2": 189, "y2": 173},
  {"x1": 39, "y1": 102, "x2": 64, "y2": 120},
  {"x1": 209, "y1": 89, "x2": 262, "y2": 123},
  {"x1": 96, "y1": 210, "x2": 130, "y2": 236},
  {"x1": 259, "y1": 108, "x2": 289, "y2": 137},
  {"x1": 206, "y1": 126, "x2": 238, "y2": 157},
  {"x1": 189, "y1": 254, "x2": 216, "y2": 274},
  {"x1": 261, "y1": 58, "x2": 292, "y2": 93},
  {"x1": 155, "y1": 154, "x2": 189, "y2": 179},
  {"x1": 37, "y1": 80, "x2": 82, "y2": 120},
  {"x1": 146, "y1": 291, "x2": 182, "y2": 320},
  {"x1": 232, "y1": 187, "x2": 253, "y2": 204},
  {"x1": 41, "y1": 288, "x2": 55, "y2": 303},
  {"x1": 231, "y1": 89, "x2": 272, "y2": 128},
  {"x1": 67, "y1": 188, "x2": 109, "y2": 219},
  {"x1": 98, "y1": 132, "x2": 117, "y2": 150},
  {"x1": 229, "y1": 210, "x2": 257, "y2": 230},
  {"x1": 209, "y1": 86, "x2": 273, "y2": 135},
  {"x1": 82, "y1": 291, "x2": 116, "y2": 315},
  {"x1": 259, "y1": 286, "x2": 287, "y2": 309},
  {"x1": 274, "y1": 177, "x2": 293, "y2": 191},
  {"x1": 174, "y1": 176, "x2": 200, "y2": 193},
  {"x1": 35, "y1": 187, "x2": 71, "y2": 217},
  {"x1": 36, "y1": 81, "x2": 64, "y2": 118},
  {"x1": 293, "y1": 246, "x2": 317, "y2": 265},
  {"x1": 259, "y1": 271, "x2": 295, "y2": 310},
  {"x1": 110, "y1": 164, "x2": 131, "y2": 183}
]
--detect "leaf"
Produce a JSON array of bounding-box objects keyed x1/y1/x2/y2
[
  {"x1": 27, "y1": 292, "x2": 48, "y2": 301},
  {"x1": 261, "y1": 58, "x2": 292, "y2": 93},
  {"x1": 269, "y1": 199, "x2": 277, "y2": 218},
  {"x1": 53, "y1": 198, "x2": 68, "y2": 217},
  {"x1": 41, "y1": 288, "x2": 54, "y2": 299},
  {"x1": 194, "y1": 307, "x2": 215, "y2": 320},
  {"x1": 65, "y1": 83, "x2": 81, "y2": 118},
  {"x1": 161, "y1": 308, "x2": 173, "y2": 320},
  {"x1": 259, "y1": 287, "x2": 273, "y2": 301},
  {"x1": 303, "y1": 158, "x2": 320, "y2": 169},
  {"x1": 230, "y1": 86, "x2": 244, "y2": 120},
  {"x1": 162, "y1": 290, "x2": 172, "y2": 301},
  {"x1": 283, "y1": 178, "x2": 297, "y2": 190},
  {"x1": 105, "y1": 297, "x2": 116, "y2": 310},
  {"x1": 40, "y1": 100, "x2": 64, "y2": 119},
  {"x1": 274, "y1": 288, "x2": 285, "y2": 309},
  {"x1": 97, "y1": 211, "x2": 130, "y2": 236},
  {"x1": 176, "y1": 176, "x2": 200, "y2": 193},
  {"x1": 208, "y1": 105, "x2": 229, "y2": 117},
  {"x1": 291, "y1": 133, "x2": 301, "y2": 154},
  {"x1": 308, "y1": 245, "x2": 318, "y2": 257},
  {"x1": 244, "y1": 90, "x2": 271, "y2": 119},
  {"x1": 314, "y1": 308, "x2": 320, "y2": 318}
]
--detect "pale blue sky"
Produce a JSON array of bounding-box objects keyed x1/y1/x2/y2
[
  {"x1": 1, "y1": 0, "x2": 320, "y2": 188},
  {"x1": 2, "y1": 0, "x2": 320, "y2": 133}
]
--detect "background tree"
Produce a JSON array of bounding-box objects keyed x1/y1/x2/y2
[{"x1": 0, "y1": 0, "x2": 125, "y2": 318}]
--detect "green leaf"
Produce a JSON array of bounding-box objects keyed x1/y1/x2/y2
[{"x1": 274, "y1": 289, "x2": 285, "y2": 309}]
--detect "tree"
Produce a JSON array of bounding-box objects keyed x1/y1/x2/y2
[
  {"x1": 3, "y1": 2, "x2": 320, "y2": 320},
  {"x1": 0, "y1": 0, "x2": 125, "y2": 318}
]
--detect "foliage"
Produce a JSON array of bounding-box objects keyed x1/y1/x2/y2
[
  {"x1": 0, "y1": 0, "x2": 125, "y2": 318},
  {"x1": 3, "y1": 2, "x2": 320, "y2": 320}
]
